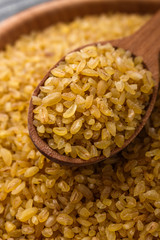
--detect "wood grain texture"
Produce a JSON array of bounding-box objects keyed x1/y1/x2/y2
[{"x1": 0, "y1": 0, "x2": 160, "y2": 166}]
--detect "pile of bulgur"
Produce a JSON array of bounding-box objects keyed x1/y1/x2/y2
[
  {"x1": 0, "y1": 14, "x2": 160, "y2": 240},
  {"x1": 33, "y1": 43, "x2": 154, "y2": 160}
]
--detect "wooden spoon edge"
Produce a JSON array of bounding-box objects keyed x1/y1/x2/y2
[{"x1": 28, "y1": 40, "x2": 159, "y2": 166}]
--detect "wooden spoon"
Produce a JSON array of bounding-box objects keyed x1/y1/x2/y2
[{"x1": 28, "y1": 10, "x2": 160, "y2": 166}]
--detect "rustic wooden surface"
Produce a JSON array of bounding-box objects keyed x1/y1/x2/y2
[{"x1": 0, "y1": 0, "x2": 52, "y2": 22}]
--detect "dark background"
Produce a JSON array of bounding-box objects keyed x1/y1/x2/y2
[{"x1": 0, "y1": 0, "x2": 52, "y2": 21}]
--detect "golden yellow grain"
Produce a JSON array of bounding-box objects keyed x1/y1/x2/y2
[
  {"x1": 17, "y1": 208, "x2": 38, "y2": 222},
  {"x1": 1, "y1": 12, "x2": 160, "y2": 240},
  {"x1": 70, "y1": 118, "x2": 83, "y2": 134},
  {"x1": 53, "y1": 127, "x2": 68, "y2": 136},
  {"x1": 5, "y1": 221, "x2": 16, "y2": 233},
  {"x1": 0, "y1": 148, "x2": 12, "y2": 166},
  {"x1": 63, "y1": 103, "x2": 77, "y2": 118},
  {"x1": 24, "y1": 166, "x2": 39, "y2": 178},
  {"x1": 56, "y1": 213, "x2": 73, "y2": 226},
  {"x1": 33, "y1": 41, "x2": 153, "y2": 161},
  {"x1": 42, "y1": 92, "x2": 62, "y2": 106}
]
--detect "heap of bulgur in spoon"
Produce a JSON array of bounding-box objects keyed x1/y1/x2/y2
[{"x1": 32, "y1": 43, "x2": 154, "y2": 160}]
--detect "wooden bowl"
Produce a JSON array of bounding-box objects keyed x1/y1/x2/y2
[
  {"x1": 0, "y1": 0, "x2": 159, "y2": 165},
  {"x1": 0, "y1": 0, "x2": 160, "y2": 50}
]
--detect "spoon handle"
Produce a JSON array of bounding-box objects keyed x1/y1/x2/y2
[
  {"x1": 116, "y1": 10, "x2": 160, "y2": 80},
  {"x1": 129, "y1": 10, "x2": 160, "y2": 53}
]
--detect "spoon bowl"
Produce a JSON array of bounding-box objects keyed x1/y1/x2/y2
[{"x1": 28, "y1": 10, "x2": 160, "y2": 166}]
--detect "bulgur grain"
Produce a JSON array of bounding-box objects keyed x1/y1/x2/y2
[
  {"x1": 34, "y1": 44, "x2": 154, "y2": 160},
  {"x1": 1, "y1": 13, "x2": 160, "y2": 240}
]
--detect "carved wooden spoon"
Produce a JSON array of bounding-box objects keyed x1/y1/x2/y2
[{"x1": 28, "y1": 10, "x2": 160, "y2": 166}]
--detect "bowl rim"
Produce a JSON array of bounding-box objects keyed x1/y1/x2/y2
[{"x1": 0, "y1": 0, "x2": 160, "y2": 49}]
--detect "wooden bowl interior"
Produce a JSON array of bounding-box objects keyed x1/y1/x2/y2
[{"x1": 0, "y1": 0, "x2": 160, "y2": 50}]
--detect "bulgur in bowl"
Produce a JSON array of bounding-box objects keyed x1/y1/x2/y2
[{"x1": 0, "y1": 0, "x2": 160, "y2": 239}]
